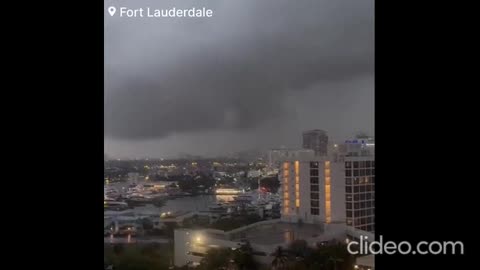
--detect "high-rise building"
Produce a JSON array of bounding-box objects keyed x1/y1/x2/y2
[
  {"x1": 279, "y1": 136, "x2": 375, "y2": 233},
  {"x1": 302, "y1": 129, "x2": 329, "y2": 156},
  {"x1": 279, "y1": 156, "x2": 345, "y2": 225},
  {"x1": 342, "y1": 138, "x2": 375, "y2": 232}
]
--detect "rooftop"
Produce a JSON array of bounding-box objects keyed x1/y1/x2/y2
[
  {"x1": 225, "y1": 220, "x2": 346, "y2": 246},
  {"x1": 231, "y1": 222, "x2": 325, "y2": 245}
]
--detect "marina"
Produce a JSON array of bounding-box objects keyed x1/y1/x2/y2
[{"x1": 104, "y1": 181, "x2": 281, "y2": 238}]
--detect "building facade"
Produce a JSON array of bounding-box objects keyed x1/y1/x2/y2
[
  {"x1": 280, "y1": 138, "x2": 375, "y2": 233},
  {"x1": 279, "y1": 157, "x2": 345, "y2": 225},
  {"x1": 342, "y1": 138, "x2": 375, "y2": 232}
]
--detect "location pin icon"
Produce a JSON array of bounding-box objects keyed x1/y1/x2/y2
[{"x1": 108, "y1": 6, "x2": 116, "y2": 16}]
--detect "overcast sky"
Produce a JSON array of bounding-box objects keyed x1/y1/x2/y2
[{"x1": 104, "y1": 0, "x2": 374, "y2": 158}]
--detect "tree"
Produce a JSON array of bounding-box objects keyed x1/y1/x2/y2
[
  {"x1": 113, "y1": 244, "x2": 124, "y2": 255},
  {"x1": 233, "y1": 241, "x2": 257, "y2": 270},
  {"x1": 308, "y1": 243, "x2": 354, "y2": 270},
  {"x1": 288, "y1": 240, "x2": 311, "y2": 259},
  {"x1": 105, "y1": 244, "x2": 171, "y2": 270},
  {"x1": 198, "y1": 248, "x2": 234, "y2": 270},
  {"x1": 271, "y1": 246, "x2": 289, "y2": 270}
]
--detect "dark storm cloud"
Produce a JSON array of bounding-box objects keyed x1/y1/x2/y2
[{"x1": 104, "y1": 0, "x2": 374, "y2": 140}]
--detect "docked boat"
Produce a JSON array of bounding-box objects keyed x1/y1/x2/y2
[
  {"x1": 104, "y1": 198, "x2": 129, "y2": 211},
  {"x1": 125, "y1": 193, "x2": 152, "y2": 205}
]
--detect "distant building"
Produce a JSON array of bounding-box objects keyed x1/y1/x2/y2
[
  {"x1": 247, "y1": 170, "x2": 262, "y2": 178},
  {"x1": 302, "y1": 129, "x2": 329, "y2": 156}
]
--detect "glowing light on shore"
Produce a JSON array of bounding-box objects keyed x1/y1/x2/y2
[{"x1": 215, "y1": 188, "x2": 241, "y2": 194}]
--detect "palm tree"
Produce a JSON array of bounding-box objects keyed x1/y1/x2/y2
[{"x1": 271, "y1": 246, "x2": 289, "y2": 270}]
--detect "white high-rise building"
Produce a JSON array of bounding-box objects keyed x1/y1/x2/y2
[
  {"x1": 279, "y1": 137, "x2": 375, "y2": 232},
  {"x1": 279, "y1": 157, "x2": 345, "y2": 225}
]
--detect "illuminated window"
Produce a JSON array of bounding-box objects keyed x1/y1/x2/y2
[
  {"x1": 324, "y1": 161, "x2": 331, "y2": 223},
  {"x1": 283, "y1": 162, "x2": 289, "y2": 202},
  {"x1": 294, "y1": 161, "x2": 300, "y2": 208}
]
